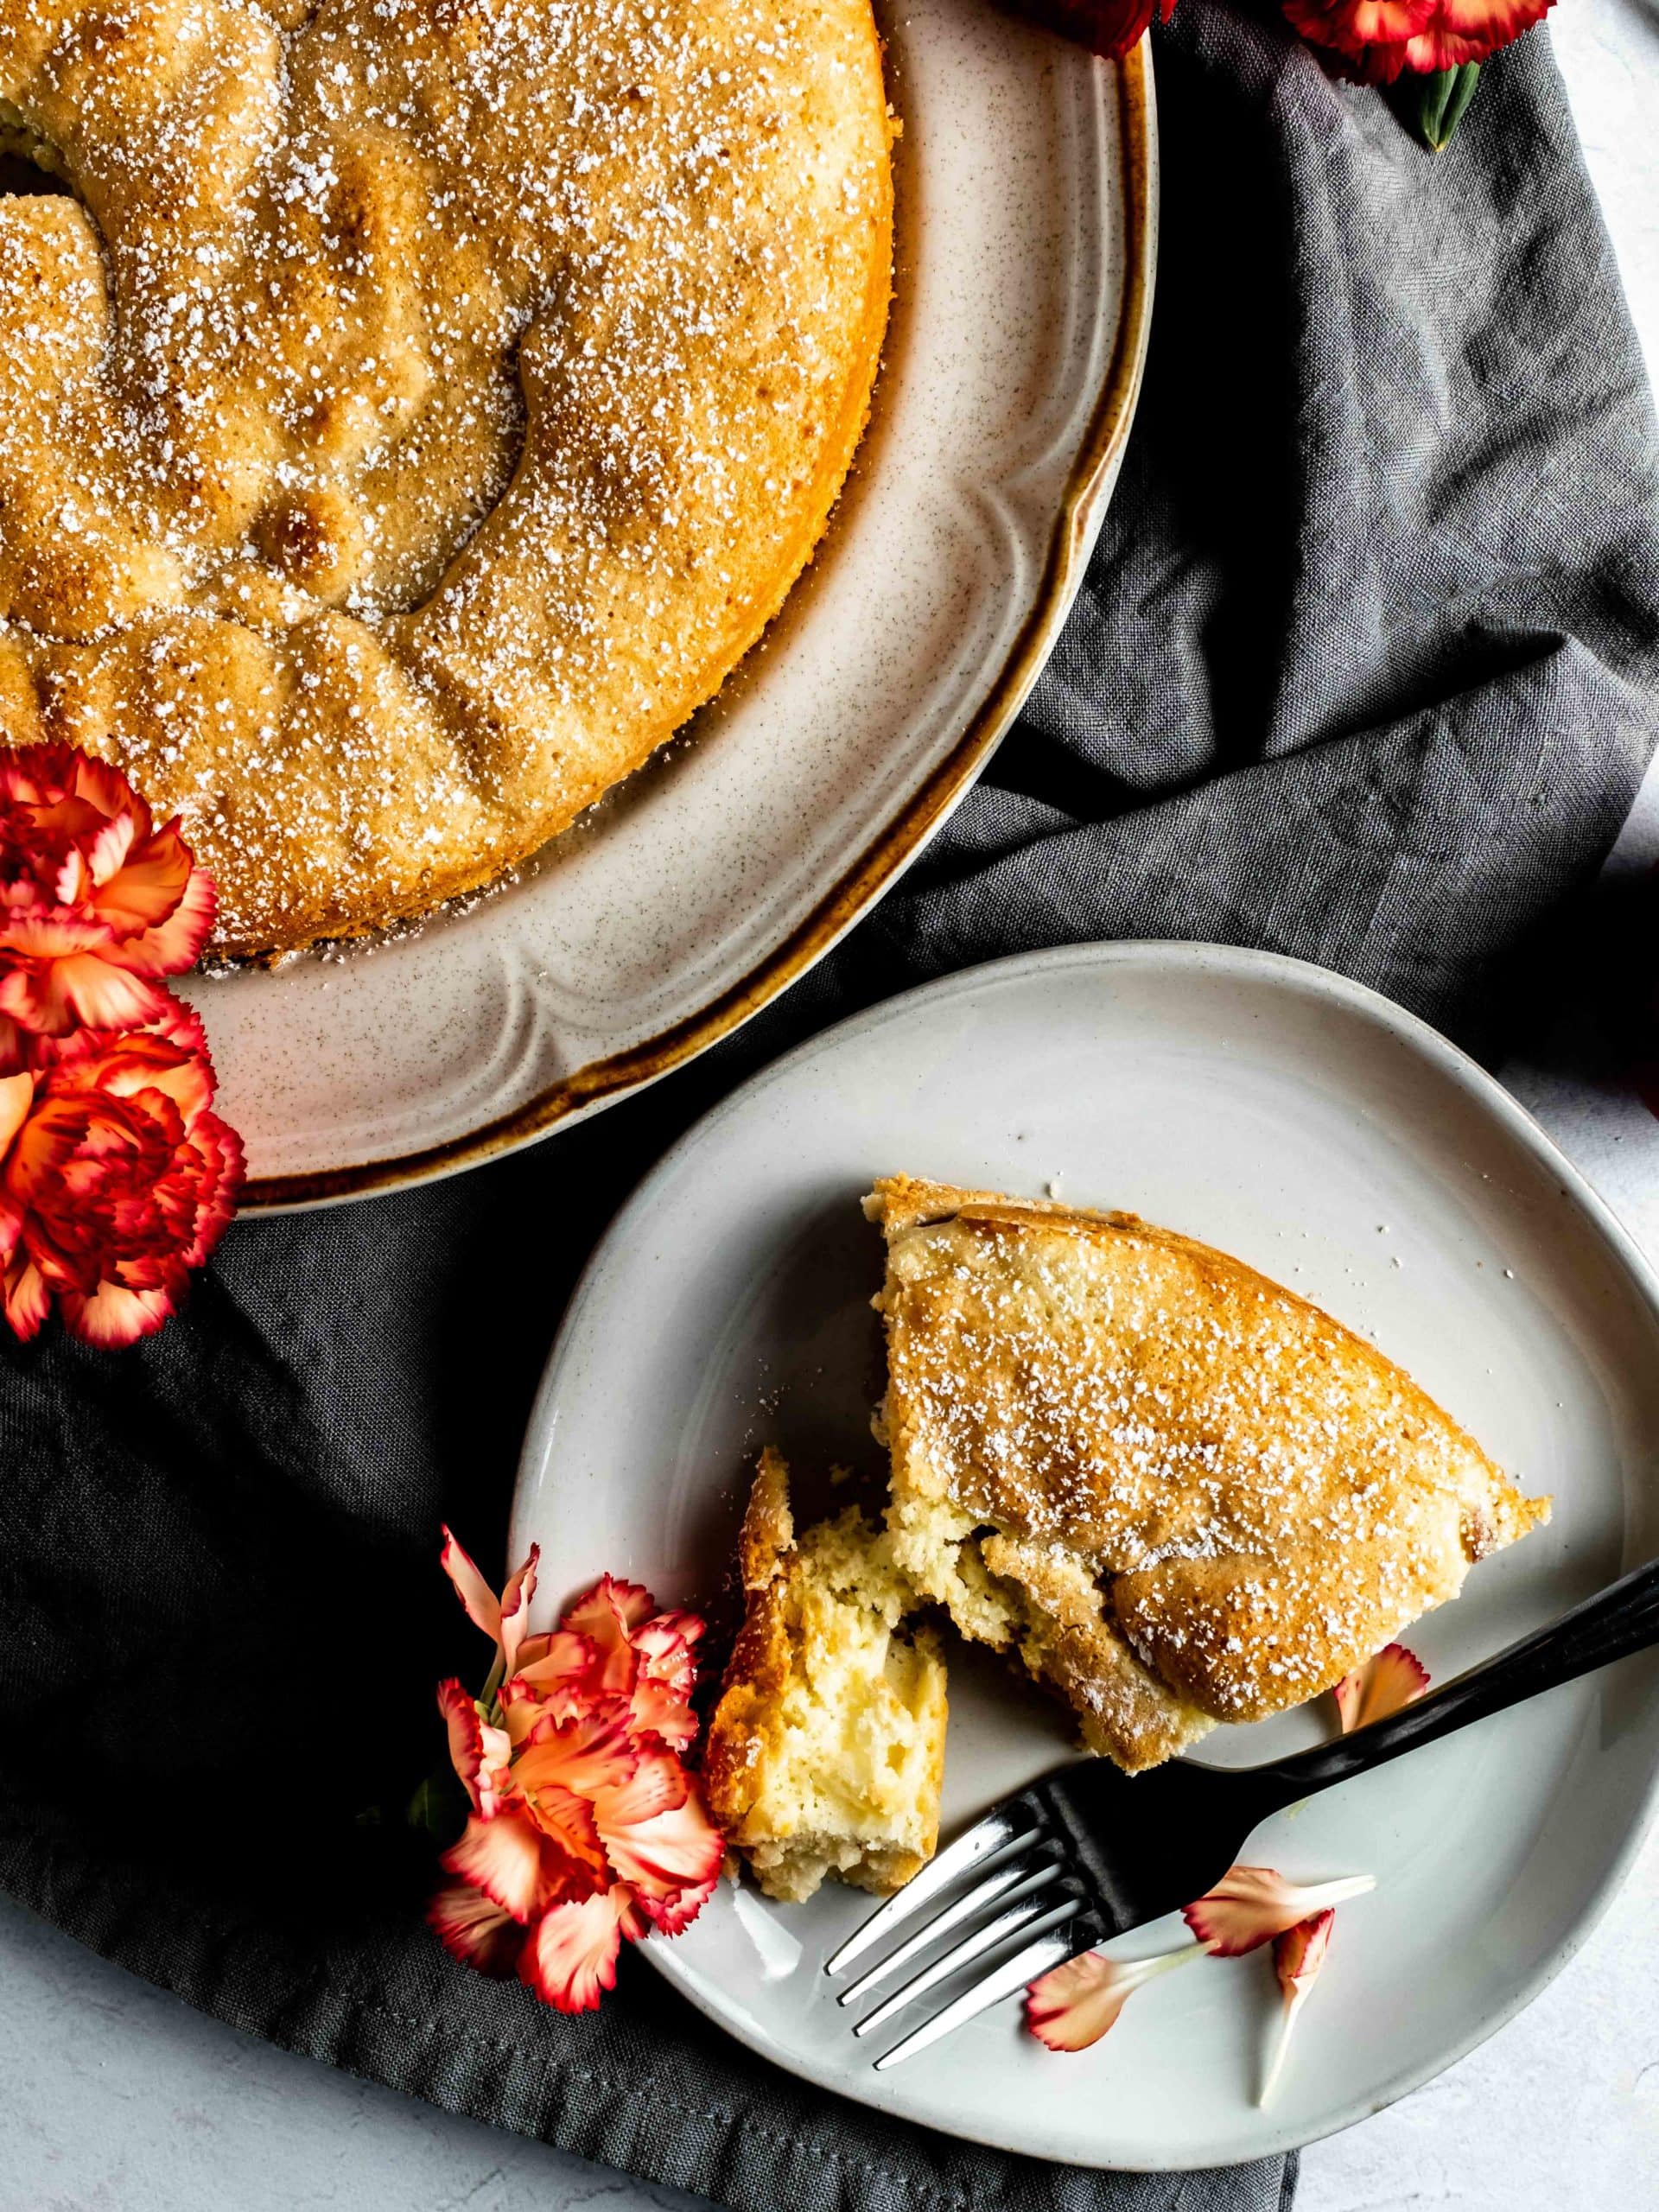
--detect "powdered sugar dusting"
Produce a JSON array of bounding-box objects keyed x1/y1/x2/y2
[
  {"x1": 0, "y1": 0, "x2": 893, "y2": 950},
  {"x1": 872, "y1": 1178, "x2": 1549, "y2": 1758}
]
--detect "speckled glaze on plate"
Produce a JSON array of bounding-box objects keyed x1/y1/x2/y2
[
  {"x1": 194, "y1": 12, "x2": 1157, "y2": 1210},
  {"x1": 509, "y1": 943, "x2": 1659, "y2": 2170}
]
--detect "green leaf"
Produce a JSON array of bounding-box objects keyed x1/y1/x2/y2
[
  {"x1": 1416, "y1": 64, "x2": 1481, "y2": 152},
  {"x1": 406, "y1": 1765, "x2": 467, "y2": 1847}
]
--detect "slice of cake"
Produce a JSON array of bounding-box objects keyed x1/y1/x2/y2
[
  {"x1": 867, "y1": 1174, "x2": 1549, "y2": 1773},
  {"x1": 704, "y1": 1449, "x2": 948, "y2": 1903}
]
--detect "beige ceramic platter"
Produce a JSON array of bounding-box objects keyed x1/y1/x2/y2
[{"x1": 187, "y1": 8, "x2": 1157, "y2": 1210}]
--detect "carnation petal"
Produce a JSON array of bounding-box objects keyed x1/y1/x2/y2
[
  {"x1": 521, "y1": 1781, "x2": 611, "y2": 1893},
  {"x1": 560, "y1": 1576, "x2": 656, "y2": 1693},
  {"x1": 628, "y1": 1680, "x2": 699, "y2": 1751},
  {"x1": 1281, "y1": 0, "x2": 1433, "y2": 58},
  {"x1": 175, "y1": 1112, "x2": 243, "y2": 1268},
  {"x1": 514, "y1": 1707, "x2": 640, "y2": 1803},
  {"x1": 441, "y1": 1809, "x2": 549, "y2": 1923},
  {"x1": 638, "y1": 1867, "x2": 719, "y2": 1938},
  {"x1": 428, "y1": 1882, "x2": 525, "y2": 1977},
  {"x1": 499, "y1": 1546, "x2": 540, "y2": 1676},
  {"x1": 439, "y1": 1527, "x2": 503, "y2": 1649},
  {"x1": 499, "y1": 1675, "x2": 557, "y2": 1746},
  {"x1": 1002, "y1": 0, "x2": 1165, "y2": 65},
  {"x1": 5, "y1": 950, "x2": 172, "y2": 1037},
  {"x1": 598, "y1": 1776, "x2": 723, "y2": 1907},
  {"x1": 632, "y1": 1613, "x2": 702, "y2": 1702},
  {"x1": 591, "y1": 1745, "x2": 689, "y2": 1837},
  {"x1": 1333, "y1": 1643, "x2": 1430, "y2": 1733},
  {"x1": 2, "y1": 1250, "x2": 50, "y2": 1342},
  {"x1": 512, "y1": 1629, "x2": 597, "y2": 1689},
  {"x1": 70, "y1": 748, "x2": 151, "y2": 834},
  {"x1": 438, "y1": 1678, "x2": 486, "y2": 1812},
  {"x1": 0, "y1": 915, "x2": 112, "y2": 960},
  {"x1": 1182, "y1": 1866, "x2": 1375, "y2": 1956},
  {"x1": 0, "y1": 1069, "x2": 32, "y2": 1157},
  {"x1": 119, "y1": 1038, "x2": 216, "y2": 1128},
  {"x1": 106, "y1": 857, "x2": 214, "y2": 976},
  {"x1": 518, "y1": 1888, "x2": 632, "y2": 2012},
  {"x1": 1262, "y1": 1910, "x2": 1337, "y2": 2107},
  {"x1": 1026, "y1": 1942, "x2": 1214, "y2": 2052},
  {"x1": 60, "y1": 1279, "x2": 175, "y2": 1349},
  {"x1": 1410, "y1": 0, "x2": 1550, "y2": 67},
  {"x1": 91, "y1": 824, "x2": 194, "y2": 935}
]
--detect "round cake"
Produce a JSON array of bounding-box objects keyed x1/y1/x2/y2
[{"x1": 0, "y1": 0, "x2": 893, "y2": 955}]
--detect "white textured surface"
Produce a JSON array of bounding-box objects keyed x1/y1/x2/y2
[
  {"x1": 2, "y1": 9, "x2": 1656, "y2": 2209},
  {"x1": 1302, "y1": 13, "x2": 1659, "y2": 2201}
]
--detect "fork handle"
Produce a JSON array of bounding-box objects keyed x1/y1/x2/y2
[{"x1": 1249, "y1": 1557, "x2": 1659, "y2": 1808}]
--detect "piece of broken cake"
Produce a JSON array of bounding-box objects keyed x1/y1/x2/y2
[
  {"x1": 704, "y1": 1447, "x2": 948, "y2": 1902},
  {"x1": 867, "y1": 1174, "x2": 1550, "y2": 1774}
]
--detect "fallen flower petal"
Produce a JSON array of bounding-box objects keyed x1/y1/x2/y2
[
  {"x1": 1183, "y1": 1866, "x2": 1375, "y2": 1955},
  {"x1": 1026, "y1": 1940, "x2": 1217, "y2": 2051},
  {"x1": 1333, "y1": 1643, "x2": 1430, "y2": 1732},
  {"x1": 1262, "y1": 1910, "x2": 1337, "y2": 2107}
]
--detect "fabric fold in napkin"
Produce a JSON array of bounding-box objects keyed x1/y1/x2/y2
[{"x1": 3, "y1": 12, "x2": 1656, "y2": 2212}]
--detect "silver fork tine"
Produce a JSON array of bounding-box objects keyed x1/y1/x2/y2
[
  {"x1": 849, "y1": 1888, "x2": 1080, "y2": 2040},
  {"x1": 834, "y1": 1846, "x2": 1065, "y2": 2008},
  {"x1": 823, "y1": 1804, "x2": 1028, "y2": 1978},
  {"x1": 872, "y1": 1929, "x2": 1084, "y2": 2070}
]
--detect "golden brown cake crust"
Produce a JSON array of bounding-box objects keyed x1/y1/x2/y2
[
  {"x1": 868, "y1": 1175, "x2": 1550, "y2": 1770},
  {"x1": 702, "y1": 1448, "x2": 797, "y2": 1837},
  {"x1": 0, "y1": 0, "x2": 894, "y2": 954}
]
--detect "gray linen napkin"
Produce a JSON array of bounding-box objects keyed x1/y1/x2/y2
[{"x1": 2, "y1": 10, "x2": 1656, "y2": 2211}]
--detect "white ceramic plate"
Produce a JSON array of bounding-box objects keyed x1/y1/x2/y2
[
  {"x1": 510, "y1": 943, "x2": 1659, "y2": 2171},
  {"x1": 190, "y1": 13, "x2": 1155, "y2": 1211}
]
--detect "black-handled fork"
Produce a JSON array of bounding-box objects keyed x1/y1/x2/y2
[{"x1": 826, "y1": 1557, "x2": 1659, "y2": 2069}]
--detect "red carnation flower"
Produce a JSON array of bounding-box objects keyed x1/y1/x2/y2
[
  {"x1": 428, "y1": 1538, "x2": 723, "y2": 2012},
  {"x1": 1001, "y1": 0, "x2": 1175, "y2": 64},
  {"x1": 0, "y1": 999, "x2": 244, "y2": 1348},
  {"x1": 0, "y1": 742, "x2": 215, "y2": 1065},
  {"x1": 1283, "y1": 0, "x2": 1553, "y2": 83}
]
